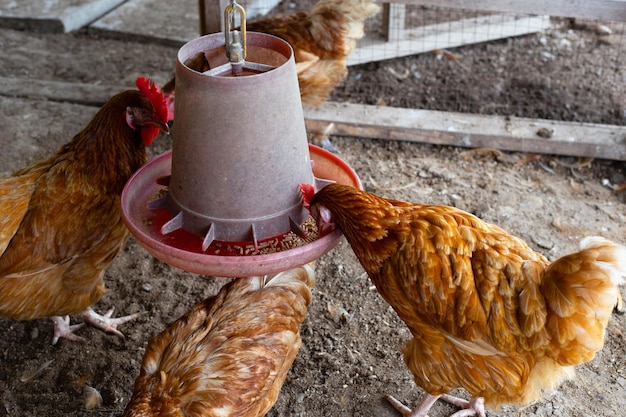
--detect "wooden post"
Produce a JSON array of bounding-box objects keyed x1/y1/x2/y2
[
  {"x1": 382, "y1": 3, "x2": 406, "y2": 42},
  {"x1": 199, "y1": 0, "x2": 229, "y2": 35}
]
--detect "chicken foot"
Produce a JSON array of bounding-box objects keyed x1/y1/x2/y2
[
  {"x1": 50, "y1": 307, "x2": 141, "y2": 344},
  {"x1": 81, "y1": 307, "x2": 142, "y2": 338},
  {"x1": 440, "y1": 394, "x2": 486, "y2": 417},
  {"x1": 385, "y1": 393, "x2": 486, "y2": 417},
  {"x1": 51, "y1": 315, "x2": 85, "y2": 345}
]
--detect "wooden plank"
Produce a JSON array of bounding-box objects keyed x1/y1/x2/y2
[
  {"x1": 348, "y1": 13, "x2": 551, "y2": 66},
  {"x1": 0, "y1": 76, "x2": 128, "y2": 107},
  {"x1": 91, "y1": 0, "x2": 284, "y2": 45},
  {"x1": 0, "y1": 0, "x2": 126, "y2": 33},
  {"x1": 304, "y1": 102, "x2": 626, "y2": 161},
  {"x1": 6, "y1": 77, "x2": 623, "y2": 161},
  {"x1": 90, "y1": 0, "x2": 199, "y2": 46},
  {"x1": 386, "y1": 0, "x2": 626, "y2": 22}
]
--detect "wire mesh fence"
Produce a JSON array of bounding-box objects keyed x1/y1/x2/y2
[{"x1": 236, "y1": 0, "x2": 626, "y2": 127}]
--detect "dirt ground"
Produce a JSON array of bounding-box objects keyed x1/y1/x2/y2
[{"x1": 0, "y1": 9, "x2": 625, "y2": 417}]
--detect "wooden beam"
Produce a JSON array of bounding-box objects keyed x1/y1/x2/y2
[
  {"x1": 382, "y1": 3, "x2": 406, "y2": 41},
  {"x1": 0, "y1": 76, "x2": 127, "y2": 106},
  {"x1": 0, "y1": 0, "x2": 126, "y2": 33},
  {"x1": 5, "y1": 76, "x2": 622, "y2": 161},
  {"x1": 304, "y1": 102, "x2": 626, "y2": 161},
  {"x1": 383, "y1": 0, "x2": 626, "y2": 22},
  {"x1": 348, "y1": 13, "x2": 551, "y2": 66},
  {"x1": 199, "y1": 0, "x2": 229, "y2": 35}
]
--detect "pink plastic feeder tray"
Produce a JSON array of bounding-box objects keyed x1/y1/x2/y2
[{"x1": 121, "y1": 145, "x2": 361, "y2": 277}]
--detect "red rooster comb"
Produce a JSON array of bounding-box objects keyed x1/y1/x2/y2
[
  {"x1": 300, "y1": 183, "x2": 316, "y2": 210},
  {"x1": 136, "y1": 76, "x2": 170, "y2": 125}
]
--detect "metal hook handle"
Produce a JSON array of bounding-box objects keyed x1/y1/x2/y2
[{"x1": 224, "y1": 0, "x2": 246, "y2": 66}]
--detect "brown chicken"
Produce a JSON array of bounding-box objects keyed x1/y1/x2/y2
[
  {"x1": 162, "y1": 0, "x2": 380, "y2": 117},
  {"x1": 122, "y1": 263, "x2": 315, "y2": 417},
  {"x1": 307, "y1": 183, "x2": 625, "y2": 417},
  {"x1": 0, "y1": 77, "x2": 169, "y2": 344}
]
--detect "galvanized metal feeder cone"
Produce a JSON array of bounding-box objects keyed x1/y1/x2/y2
[{"x1": 166, "y1": 32, "x2": 317, "y2": 248}]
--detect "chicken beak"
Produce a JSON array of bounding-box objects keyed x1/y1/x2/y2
[
  {"x1": 127, "y1": 106, "x2": 171, "y2": 135},
  {"x1": 154, "y1": 120, "x2": 170, "y2": 135},
  {"x1": 146, "y1": 118, "x2": 170, "y2": 135}
]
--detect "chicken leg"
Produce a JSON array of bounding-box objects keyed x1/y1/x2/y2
[{"x1": 385, "y1": 393, "x2": 486, "y2": 417}]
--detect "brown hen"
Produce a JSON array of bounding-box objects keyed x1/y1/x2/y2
[
  {"x1": 0, "y1": 77, "x2": 169, "y2": 344},
  {"x1": 162, "y1": 0, "x2": 380, "y2": 117},
  {"x1": 308, "y1": 183, "x2": 625, "y2": 417},
  {"x1": 122, "y1": 263, "x2": 315, "y2": 417}
]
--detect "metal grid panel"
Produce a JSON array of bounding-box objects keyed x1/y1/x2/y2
[{"x1": 239, "y1": 0, "x2": 626, "y2": 126}]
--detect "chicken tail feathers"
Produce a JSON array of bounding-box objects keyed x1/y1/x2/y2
[{"x1": 542, "y1": 236, "x2": 625, "y2": 365}]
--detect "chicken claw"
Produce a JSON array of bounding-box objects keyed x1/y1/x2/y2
[
  {"x1": 51, "y1": 315, "x2": 85, "y2": 345},
  {"x1": 81, "y1": 307, "x2": 142, "y2": 339},
  {"x1": 385, "y1": 393, "x2": 437, "y2": 417},
  {"x1": 440, "y1": 394, "x2": 486, "y2": 417},
  {"x1": 385, "y1": 393, "x2": 486, "y2": 417}
]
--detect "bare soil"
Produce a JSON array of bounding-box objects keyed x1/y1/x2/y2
[{"x1": 0, "y1": 11, "x2": 625, "y2": 417}]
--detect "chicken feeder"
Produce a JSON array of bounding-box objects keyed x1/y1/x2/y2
[
  {"x1": 121, "y1": 31, "x2": 361, "y2": 277},
  {"x1": 166, "y1": 32, "x2": 317, "y2": 247}
]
